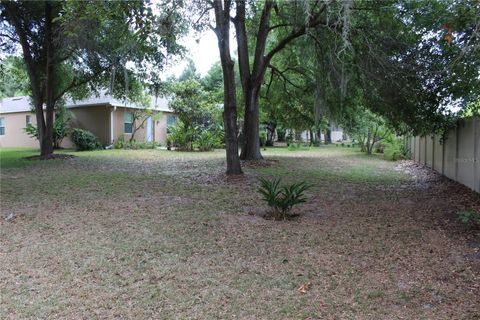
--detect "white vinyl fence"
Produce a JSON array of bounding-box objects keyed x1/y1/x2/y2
[{"x1": 408, "y1": 117, "x2": 479, "y2": 193}]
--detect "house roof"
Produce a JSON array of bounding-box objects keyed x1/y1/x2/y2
[{"x1": 0, "y1": 94, "x2": 172, "y2": 114}]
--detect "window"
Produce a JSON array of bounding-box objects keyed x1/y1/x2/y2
[
  {"x1": 0, "y1": 118, "x2": 4, "y2": 135},
  {"x1": 26, "y1": 115, "x2": 32, "y2": 126},
  {"x1": 124, "y1": 112, "x2": 133, "y2": 134},
  {"x1": 167, "y1": 115, "x2": 176, "y2": 126}
]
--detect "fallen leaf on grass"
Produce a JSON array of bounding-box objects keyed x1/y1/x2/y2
[{"x1": 297, "y1": 281, "x2": 312, "y2": 293}]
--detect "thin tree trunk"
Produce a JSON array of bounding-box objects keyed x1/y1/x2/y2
[
  {"x1": 266, "y1": 123, "x2": 275, "y2": 146},
  {"x1": 42, "y1": 1, "x2": 55, "y2": 157},
  {"x1": 324, "y1": 128, "x2": 331, "y2": 145},
  {"x1": 213, "y1": 0, "x2": 242, "y2": 175}
]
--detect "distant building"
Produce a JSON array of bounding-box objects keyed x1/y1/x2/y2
[{"x1": 299, "y1": 123, "x2": 346, "y2": 142}]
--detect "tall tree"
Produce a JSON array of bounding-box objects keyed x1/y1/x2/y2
[
  {"x1": 211, "y1": 0, "x2": 242, "y2": 174},
  {"x1": 0, "y1": 1, "x2": 183, "y2": 157},
  {"x1": 233, "y1": 0, "x2": 336, "y2": 159}
]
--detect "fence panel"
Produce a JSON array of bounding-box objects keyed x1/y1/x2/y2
[{"x1": 410, "y1": 117, "x2": 478, "y2": 193}]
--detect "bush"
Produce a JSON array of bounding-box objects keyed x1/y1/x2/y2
[
  {"x1": 113, "y1": 135, "x2": 160, "y2": 149},
  {"x1": 196, "y1": 129, "x2": 223, "y2": 151},
  {"x1": 168, "y1": 122, "x2": 196, "y2": 151},
  {"x1": 24, "y1": 107, "x2": 72, "y2": 149},
  {"x1": 71, "y1": 128, "x2": 102, "y2": 151},
  {"x1": 133, "y1": 141, "x2": 160, "y2": 149},
  {"x1": 113, "y1": 135, "x2": 127, "y2": 149},
  {"x1": 383, "y1": 137, "x2": 408, "y2": 161},
  {"x1": 259, "y1": 131, "x2": 267, "y2": 147},
  {"x1": 257, "y1": 177, "x2": 311, "y2": 220}
]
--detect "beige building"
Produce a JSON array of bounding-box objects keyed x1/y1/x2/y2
[{"x1": 0, "y1": 95, "x2": 176, "y2": 148}]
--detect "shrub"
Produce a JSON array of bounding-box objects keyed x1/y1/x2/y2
[
  {"x1": 113, "y1": 135, "x2": 160, "y2": 149},
  {"x1": 287, "y1": 143, "x2": 299, "y2": 151},
  {"x1": 458, "y1": 208, "x2": 479, "y2": 226},
  {"x1": 383, "y1": 137, "x2": 408, "y2": 161},
  {"x1": 168, "y1": 122, "x2": 196, "y2": 151},
  {"x1": 196, "y1": 129, "x2": 223, "y2": 151},
  {"x1": 257, "y1": 177, "x2": 311, "y2": 220},
  {"x1": 24, "y1": 107, "x2": 72, "y2": 149},
  {"x1": 71, "y1": 128, "x2": 102, "y2": 151},
  {"x1": 113, "y1": 135, "x2": 127, "y2": 149},
  {"x1": 259, "y1": 131, "x2": 267, "y2": 147}
]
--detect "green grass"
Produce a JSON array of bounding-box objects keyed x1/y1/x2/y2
[
  {"x1": 1, "y1": 146, "x2": 478, "y2": 319},
  {"x1": 0, "y1": 148, "x2": 41, "y2": 169}
]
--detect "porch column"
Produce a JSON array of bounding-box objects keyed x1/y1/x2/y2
[{"x1": 110, "y1": 107, "x2": 115, "y2": 144}]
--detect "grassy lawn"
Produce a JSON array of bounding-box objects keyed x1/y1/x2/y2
[{"x1": 1, "y1": 146, "x2": 479, "y2": 319}]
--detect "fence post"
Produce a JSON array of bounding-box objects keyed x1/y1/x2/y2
[
  {"x1": 455, "y1": 125, "x2": 459, "y2": 181},
  {"x1": 441, "y1": 133, "x2": 445, "y2": 175},
  {"x1": 432, "y1": 135, "x2": 435, "y2": 169},
  {"x1": 424, "y1": 136, "x2": 427, "y2": 165},
  {"x1": 474, "y1": 117, "x2": 479, "y2": 192}
]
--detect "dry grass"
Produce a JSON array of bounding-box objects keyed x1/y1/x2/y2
[{"x1": 1, "y1": 146, "x2": 479, "y2": 319}]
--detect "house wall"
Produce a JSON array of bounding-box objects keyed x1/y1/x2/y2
[
  {"x1": 409, "y1": 117, "x2": 479, "y2": 193},
  {"x1": 0, "y1": 111, "x2": 38, "y2": 148},
  {"x1": 69, "y1": 105, "x2": 111, "y2": 145},
  {"x1": 0, "y1": 105, "x2": 174, "y2": 148},
  {"x1": 112, "y1": 107, "x2": 172, "y2": 145},
  {"x1": 155, "y1": 111, "x2": 171, "y2": 144}
]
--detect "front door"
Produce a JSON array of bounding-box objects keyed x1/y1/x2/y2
[{"x1": 146, "y1": 117, "x2": 153, "y2": 142}]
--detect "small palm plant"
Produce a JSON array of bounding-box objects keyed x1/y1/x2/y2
[{"x1": 257, "y1": 177, "x2": 312, "y2": 220}]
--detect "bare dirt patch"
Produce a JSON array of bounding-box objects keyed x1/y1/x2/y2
[{"x1": 24, "y1": 153, "x2": 76, "y2": 161}]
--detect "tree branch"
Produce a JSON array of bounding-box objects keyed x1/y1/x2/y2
[
  {"x1": 264, "y1": 3, "x2": 330, "y2": 69},
  {"x1": 0, "y1": 32, "x2": 18, "y2": 43}
]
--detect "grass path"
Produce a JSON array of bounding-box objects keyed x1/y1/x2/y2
[{"x1": 1, "y1": 146, "x2": 479, "y2": 319}]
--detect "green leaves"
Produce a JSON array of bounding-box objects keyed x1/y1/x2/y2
[
  {"x1": 71, "y1": 128, "x2": 103, "y2": 151},
  {"x1": 457, "y1": 208, "x2": 479, "y2": 226},
  {"x1": 257, "y1": 177, "x2": 312, "y2": 220}
]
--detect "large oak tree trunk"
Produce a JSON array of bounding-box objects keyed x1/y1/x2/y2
[
  {"x1": 4, "y1": 1, "x2": 56, "y2": 158},
  {"x1": 213, "y1": 0, "x2": 242, "y2": 175},
  {"x1": 240, "y1": 87, "x2": 263, "y2": 160},
  {"x1": 233, "y1": 0, "x2": 322, "y2": 160}
]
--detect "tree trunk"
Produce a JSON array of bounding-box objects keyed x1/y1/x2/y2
[
  {"x1": 240, "y1": 87, "x2": 263, "y2": 159},
  {"x1": 366, "y1": 129, "x2": 372, "y2": 154},
  {"x1": 3, "y1": 2, "x2": 52, "y2": 156},
  {"x1": 324, "y1": 128, "x2": 331, "y2": 145},
  {"x1": 42, "y1": 1, "x2": 55, "y2": 157},
  {"x1": 266, "y1": 123, "x2": 275, "y2": 146},
  {"x1": 232, "y1": 0, "x2": 326, "y2": 160},
  {"x1": 213, "y1": 0, "x2": 242, "y2": 175}
]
